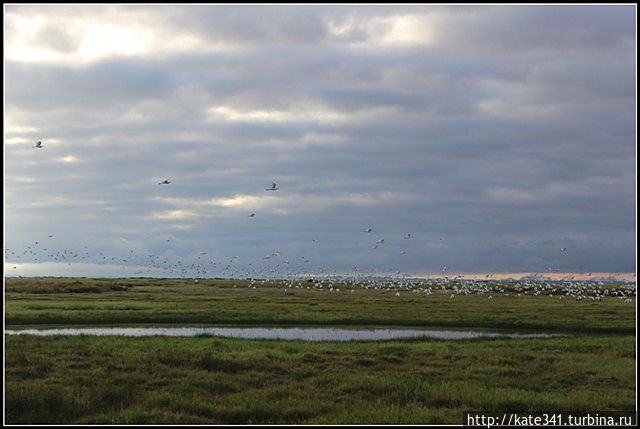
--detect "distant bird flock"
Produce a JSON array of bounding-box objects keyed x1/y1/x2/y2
[{"x1": 5, "y1": 140, "x2": 634, "y2": 304}]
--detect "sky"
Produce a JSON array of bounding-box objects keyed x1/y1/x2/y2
[{"x1": 3, "y1": 5, "x2": 637, "y2": 278}]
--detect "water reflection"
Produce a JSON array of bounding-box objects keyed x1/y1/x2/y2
[{"x1": 4, "y1": 326, "x2": 555, "y2": 341}]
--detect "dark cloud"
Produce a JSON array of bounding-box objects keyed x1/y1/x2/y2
[
  {"x1": 4, "y1": 5, "x2": 636, "y2": 276},
  {"x1": 430, "y1": 5, "x2": 635, "y2": 57}
]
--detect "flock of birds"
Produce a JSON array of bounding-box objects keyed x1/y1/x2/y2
[
  {"x1": 4, "y1": 233, "x2": 636, "y2": 303},
  {"x1": 155, "y1": 176, "x2": 422, "y2": 253},
  {"x1": 6, "y1": 140, "x2": 635, "y2": 303}
]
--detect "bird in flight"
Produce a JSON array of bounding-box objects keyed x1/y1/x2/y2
[
  {"x1": 158, "y1": 180, "x2": 171, "y2": 185},
  {"x1": 33, "y1": 141, "x2": 43, "y2": 148},
  {"x1": 266, "y1": 182, "x2": 278, "y2": 191},
  {"x1": 560, "y1": 247, "x2": 567, "y2": 252}
]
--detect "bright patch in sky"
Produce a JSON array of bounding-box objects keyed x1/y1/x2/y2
[
  {"x1": 57, "y1": 155, "x2": 78, "y2": 163},
  {"x1": 209, "y1": 105, "x2": 348, "y2": 124}
]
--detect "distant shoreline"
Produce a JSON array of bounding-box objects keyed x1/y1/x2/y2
[
  {"x1": 407, "y1": 272, "x2": 637, "y2": 282},
  {"x1": 3, "y1": 272, "x2": 636, "y2": 282}
]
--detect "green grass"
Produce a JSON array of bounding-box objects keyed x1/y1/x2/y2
[
  {"x1": 4, "y1": 277, "x2": 636, "y2": 333},
  {"x1": 4, "y1": 277, "x2": 637, "y2": 424},
  {"x1": 5, "y1": 335, "x2": 635, "y2": 424}
]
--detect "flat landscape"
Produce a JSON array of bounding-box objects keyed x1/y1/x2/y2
[
  {"x1": 5, "y1": 4, "x2": 636, "y2": 427},
  {"x1": 4, "y1": 277, "x2": 636, "y2": 424}
]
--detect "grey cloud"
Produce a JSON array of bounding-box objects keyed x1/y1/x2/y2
[
  {"x1": 4, "y1": 5, "x2": 636, "y2": 276},
  {"x1": 170, "y1": 5, "x2": 330, "y2": 45},
  {"x1": 32, "y1": 25, "x2": 80, "y2": 53},
  {"x1": 430, "y1": 6, "x2": 635, "y2": 57},
  {"x1": 6, "y1": 60, "x2": 174, "y2": 110}
]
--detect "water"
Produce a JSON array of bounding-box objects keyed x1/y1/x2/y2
[{"x1": 4, "y1": 326, "x2": 555, "y2": 341}]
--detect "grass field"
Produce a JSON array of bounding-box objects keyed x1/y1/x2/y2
[{"x1": 4, "y1": 277, "x2": 637, "y2": 424}]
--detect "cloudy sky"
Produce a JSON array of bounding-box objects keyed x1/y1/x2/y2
[{"x1": 4, "y1": 5, "x2": 636, "y2": 278}]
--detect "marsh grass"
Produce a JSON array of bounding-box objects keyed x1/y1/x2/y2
[
  {"x1": 5, "y1": 335, "x2": 635, "y2": 424},
  {"x1": 5, "y1": 278, "x2": 129, "y2": 294},
  {"x1": 4, "y1": 277, "x2": 635, "y2": 333},
  {"x1": 4, "y1": 277, "x2": 636, "y2": 424}
]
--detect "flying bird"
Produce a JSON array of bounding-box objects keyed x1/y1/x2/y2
[
  {"x1": 560, "y1": 247, "x2": 567, "y2": 252},
  {"x1": 158, "y1": 180, "x2": 171, "y2": 185},
  {"x1": 33, "y1": 141, "x2": 43, "y2": 148},
  {"x1": 266, "y1": 182, "x2": 278, "y2": 191}
]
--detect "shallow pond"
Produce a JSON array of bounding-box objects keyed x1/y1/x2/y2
[{"x1": 4, "y1": 326, "x2": 556, "y2": 341}]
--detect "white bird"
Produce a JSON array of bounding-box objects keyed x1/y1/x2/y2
[
  {"x1": 158, "y1": 180, "x2": 171, "y2": 185},
  {"x1": 266, "y1": 182, "x2": 278, "y2": 191},
  {"x1": 560, "y1": 247, "x2": 567, "y2": 252},
  {"x1": 404, "y1": 233, "x2": 411, "y2": 239},
  {"x1": 376, "y1": 239, "x2": 384, "y2": 245},
  {"x1": 364, "y1": 228, "x2": 372, "y2": 233},
  {"x1": 33, "y1": 141, "x2": 43, "y2": 148}
]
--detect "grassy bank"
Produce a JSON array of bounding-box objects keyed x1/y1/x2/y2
[
  {"x1": 5, "y1": 335, "x2": 635, "y2": 424},
  {"x1": 4, "y1": 277, "x2": 636, "y2": 333}
]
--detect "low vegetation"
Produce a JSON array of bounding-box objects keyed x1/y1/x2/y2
[
  {"x1": 4, "y1": 277, "x2": 636, "y2": 424},
  {"x1": 4, "y1": 277, "x2": 635, "y2": 333}
]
